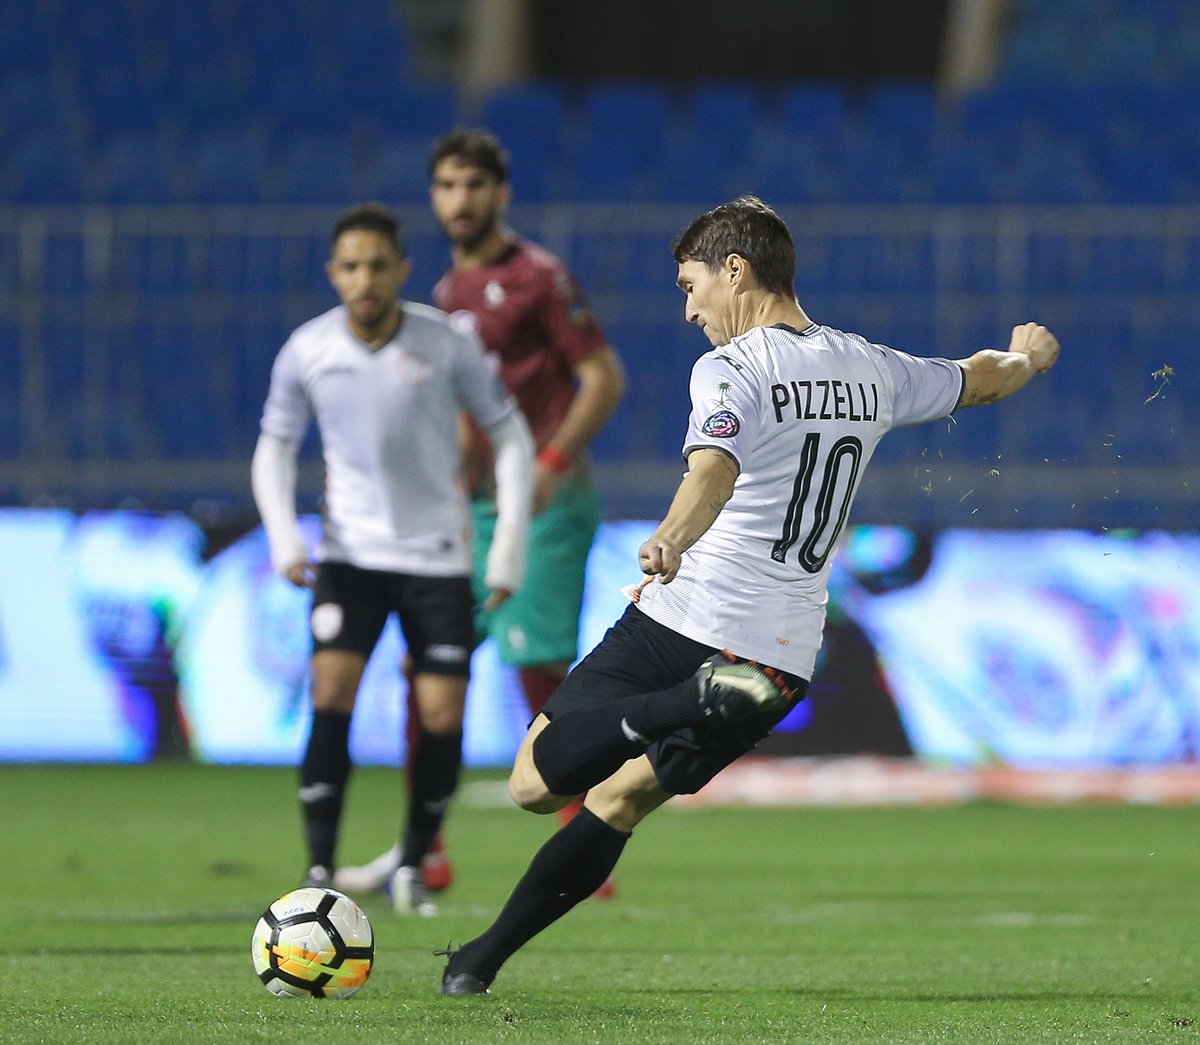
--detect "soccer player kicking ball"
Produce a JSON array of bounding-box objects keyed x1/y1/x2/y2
[{"x1": 437, "y1": 195, "x2": 1060, "y2": 995}]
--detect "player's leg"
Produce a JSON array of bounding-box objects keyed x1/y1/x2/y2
[
  {"x1": 299, "y1": 563, "x2": 389, "y2": 887},
  {"x1": 334, "y1": 653, "x2": 436, "y2": 896},
  {"x1": 441, "y1": 755, "x2": 668, "y2": 995},
  {"x1": 390, "y1": 574, "x2": 474, "y2": 916},
  {"x1": 515, "y1": 609, "x2": 798, "y2": 805}
]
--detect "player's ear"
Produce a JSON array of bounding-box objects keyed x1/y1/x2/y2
[{"x1": 725, "y1": 253, "x2": 747, "y2": 286}]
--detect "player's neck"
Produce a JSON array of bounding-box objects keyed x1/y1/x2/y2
[
  {"x1": 349, "y1": 303, "x2": 403, "y2": 350},
  {"x1": 737, "y1": 296, "x2": 811, "y2": 337},
  {"x1": 451, "y1": 227, "x2": 513, "y2": 270}
]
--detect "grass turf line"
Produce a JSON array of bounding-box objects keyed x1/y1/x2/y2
[{"x1": 1, "y1": 763, "x2": 1198, "y2": 1043}]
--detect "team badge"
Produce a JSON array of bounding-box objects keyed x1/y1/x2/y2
[
  {"x1": 701, "y1": 409, "x2": 740, "y2": 437},
  {"x1": 311, "y1": 602, "x2": 344, "y2": 642},
  {"x1": 484, "y1": 280, "x2": 505, "y2": 309}
]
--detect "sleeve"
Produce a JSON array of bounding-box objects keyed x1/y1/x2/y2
[
  {"x1": 680, "y1": 352, "x2": 764, "y2": 472},
  {"x1": 259, "y1": 339, "x2": 311, "y2": 442},
  {"x1": 447, "y1": 313, "x2": 518, "y2": 429},
  {"x1": 479, "y1": 411, "x2": 534, "y2": 594},
  {"x1": 251, "y1": 433, "x2": 309, "y2": 575},
  {"x1": 874, "y1": 345, "x2": 965, "y2": 429},
  {"x1": 536, "y1": 261, "x2": 608, "y2": 368}
]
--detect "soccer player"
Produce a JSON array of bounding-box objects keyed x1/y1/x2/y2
[
  {"x1": 437, "y1": 195, "x2": 1060, "y2": 994},
  {"x1": 251, "y1": 203, "x2": 534, "y2": 917},
  {"x1": 335, "y1": 130, "x2": 625, "y2": 897}
]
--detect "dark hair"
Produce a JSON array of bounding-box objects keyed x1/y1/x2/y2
[
  {"x1": 672, "y1": 195, "x2": 796, "y2": 296},
  {"x1": 428, "y1": 128, "x2": 509, "y2": 183},
  {"x1": 330, "y1": 202, "x2": 404, "y2": 257}
]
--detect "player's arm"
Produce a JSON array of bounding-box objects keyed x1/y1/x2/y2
[
  {"x1": 954, "y1": 323, "x2": 1060, "y2": 409},
  {"x1": 251, "y1": 432, "x2": 313, "y2": 587},
  {"x1": 479, "y1": 409, "x2": 536, "y2": 610},
  {"x1": 534, "y1": 345, "x2": 626, "y2": 512},
  {"x1": 639, "y1": 448, "x2": 739, "y2": 584}
]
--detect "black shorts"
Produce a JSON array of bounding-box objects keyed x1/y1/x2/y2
[
  {"x1": 543, "y1": 604, "x2": 809, "y2": 796},
  {"x1": 310, "y1": 561, "x2": 474, "y2": 677}
]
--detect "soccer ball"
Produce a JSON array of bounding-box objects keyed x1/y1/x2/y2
[{"x1": 251, "y1": 887, "x2": 374, "y2": 999}]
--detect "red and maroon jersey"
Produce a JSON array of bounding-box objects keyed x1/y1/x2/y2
[{"x1": 433, "y1": 238, "x2": 607, "y2": 450}]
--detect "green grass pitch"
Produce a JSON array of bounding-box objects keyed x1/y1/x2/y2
[{"x1": 3, "y1": 763, "x2": 1198, "y2": 1043}]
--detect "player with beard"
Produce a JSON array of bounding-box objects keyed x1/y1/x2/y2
[
  {"x1": 335, "y1": 131, "x2": 626, "y2": 901},
  {"x1": 252, "y1": 203, "x2": 534, "y2": 916}
]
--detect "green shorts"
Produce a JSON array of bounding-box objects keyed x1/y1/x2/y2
[{"x1": 471, "y1": 474, "x2": 600, "y2": 667}]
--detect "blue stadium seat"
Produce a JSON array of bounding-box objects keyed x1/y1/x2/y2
[
  {"x1": 108, "y1": 234, "x2": 194, "y2": 296},
  {"x1": 579, "y1": 82, "x2": 670, "y2": 172},
  {"x1": 366, "y1": 86, "x2": 458, "y2": 142},
  {"x1": 776, "y1": 82, "x2": 851, "y2": 158},
  {"x1": 1003, "y1": 139, "x2": 1094, "y2": 204},
  {"x1": 866, "y1": 81, "x2": 936, "y2": 161},
  {"x1": 481, "y1": 83, "x2": 568, "y2": 201},
  {"x1": 270, "y1": 133, "x2": 358, "y2": 204},
  {"x1": 658, "y1": 83, "x2": 764, "y2": 204},
  {"x1": 929, "y1": 135, "x2": 996, "y2": 204},
  {"x1": 260, "y1": 70, "x2": 352, "y2": 139},
  {"x1": 749, "y1": 133, "x2": 843, "y2": 204},
  {"x1": 8, "y1": 134, "x2": 87, "y2": 203},
  {"x1": 1102, "y1": 150, "x2": 1176, "y2": 204},
  {"x1": 82, "y1": 63, "x2": 161, "y2": 137},
  {"x1": 1079, "y1": 236, "x2": 1166, "y2": 294},
  {"x1": 1025, "y1": 232, "x2": 1078, "y2": 294},
  {"x1": 566, "y1": 138, "x2": 643, "y2": 202},
  {"x1": 375, "y1": 134, "x2": 436, "y2": 202},
  {"x1": 41, "y1": 233, "x2": 89, "y2": 294},
  {"x1": 93, "y1": 133, "x2": 180, "y2": 204},
  {"x1": 0, "y1": 322, "x2": 21, "y2": 453},
  {"x1": 185, "y1": 130, "x2": 269, "y2": 204}
]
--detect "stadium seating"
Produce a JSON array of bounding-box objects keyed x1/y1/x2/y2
[{"x1": 1, "y1": 0, "x2": 1198, "y2": 517}]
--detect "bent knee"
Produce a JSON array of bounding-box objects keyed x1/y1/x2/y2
[{"x1": 508, "y1": 753, "x2": 573, "y2": 814}]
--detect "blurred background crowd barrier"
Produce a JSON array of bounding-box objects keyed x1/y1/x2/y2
[{"x1": 2, "y1": 0, "x2": 1197, "y2": 766}]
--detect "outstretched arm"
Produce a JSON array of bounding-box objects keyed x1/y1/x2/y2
[
  {"x1": 955, "y1": 322, "x2": 1060, "y2": 409},
  {"x1": 638, "y1": 448, "x2": 739, "y2": 583}
]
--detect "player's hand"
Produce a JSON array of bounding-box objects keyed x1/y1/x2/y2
[
  {"x1": 284, "y1": 561, "x2": 317, "y2": 588},
  {"x1": 532, "y1": 462, "x2": 563, "y2": 515},
  {"x1": 639, "y1": 537, "x2": 683, "y2": 584},
  {"x1": 483, "y1": 586, "x2": 514, "y2": 611},
  {"x1": 1009, "y1": 323, "x2": 1059, "y2": 373}
]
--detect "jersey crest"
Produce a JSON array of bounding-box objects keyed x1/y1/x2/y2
[{"x1": 701, "y1": 409, "x2": 740, "y2": 438}]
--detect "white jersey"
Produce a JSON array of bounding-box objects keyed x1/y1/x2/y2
[
  {"x1": 260, "y1": 302, "x2": 516, "y2": 575},
  {"x1": 636, "y1": 322, "x2": 964, "y2": 678}
]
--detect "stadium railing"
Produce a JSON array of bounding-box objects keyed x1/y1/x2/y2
[{"x1": 0, "y1": 202, "x2": 1196, "y2": 528}]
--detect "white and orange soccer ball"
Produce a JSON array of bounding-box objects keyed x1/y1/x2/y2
[{"x1": 251, "y1": 887, "x2": 374, "y2": 999}]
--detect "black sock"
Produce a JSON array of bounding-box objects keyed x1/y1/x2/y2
[
  {"x1": 449, "y1": 807, "x2": 629, "y2": 984},
  {"x1": 299, "y1": 710, "x2": 352, "y2": 870},
  {"x1": 401, "y1": 728, "x2": 462, "y2": 867},
  {"x1": 532, "y1": 677, "x2": 702, "y2": 796}
]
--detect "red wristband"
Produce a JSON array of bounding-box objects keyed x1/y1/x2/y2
[{"x1": 537, "y1": 445, "x2": 572, "y2": 475}]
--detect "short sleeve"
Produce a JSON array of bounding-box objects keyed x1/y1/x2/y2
[
  {"x1": 876, "y1": 346, "x2": 965, "y2": 428},
  {"x1": 536, "y1": 263, "x2": 608, "y2": 368},
  {"x1": 259, "y1": 339, "x2": 310, "y2": 442},
  {"x1": 449, "y1": 318, "x2": 517, "y2": 429},
  {"x1": 681, "y1": 353, "x2": 763, "y2": 471}
]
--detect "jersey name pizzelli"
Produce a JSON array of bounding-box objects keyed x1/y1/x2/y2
[{"x1": 635, "y1": 322, "x2": 963, "y2": 678}]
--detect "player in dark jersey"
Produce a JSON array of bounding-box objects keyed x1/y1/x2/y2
[
  {"x1": 334, "y1": 130, "x2": 626, "y2": 898},
  {"x1": 436, "y1": 196, "x2": 1060, "y2": 996}
]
